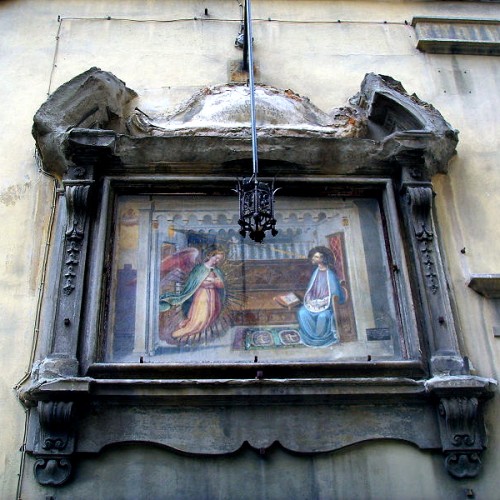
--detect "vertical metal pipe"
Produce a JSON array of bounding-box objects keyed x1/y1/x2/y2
[{"x1": 245, "y1": 0, "x2": 259, "y2": 179}]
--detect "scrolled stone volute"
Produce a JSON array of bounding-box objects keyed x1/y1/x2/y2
[
  {"x1": 426, "y1": 376, "x2": 496, "y2": 478},
  {"x1": 32, "y1": 401, "x2": 76, "y2": 486}
]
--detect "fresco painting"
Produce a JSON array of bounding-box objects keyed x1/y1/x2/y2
[
  {"x1": 159, "y1": 247, "x2": 227, "y2": 343},
  {"x1": 106, "y1": 195, "x2": 401, "y2": 364}
]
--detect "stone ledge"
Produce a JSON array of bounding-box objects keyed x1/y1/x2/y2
[
  {"x1": 412, "y1": 17, "x2": 500, "y2": 56},
  {"x1": 468, "y1": 274, "x2": 500, "y2": 299}
]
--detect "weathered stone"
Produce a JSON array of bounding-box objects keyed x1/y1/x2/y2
[
  {"x1": 412, "y1": 17, "x2": 500, "y2": 56},
  {"x1": 32, "y1": 67, "x2": 137, "y2": 178},
  {"x1": 467, "y1": 274, "x2": 500, "y2": 299},
  {"x1": 32, "y1": 69, "x2": 458, "y2": 181}
]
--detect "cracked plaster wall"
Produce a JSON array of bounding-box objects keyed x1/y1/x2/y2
[{"x1": 0, "y1": 1, "x2": 499, "y2": 499}]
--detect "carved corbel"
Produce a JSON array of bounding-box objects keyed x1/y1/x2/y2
[
  {"x1": 33, "y1": 401, "x2": 76, "y2": 486},
  {"x1": 438, "y1": 396, "x2": 485, "y2": 478},
  {"x1": 426, "y1": 375, "x2": 496, "y2": 479},
  {"x1": 407, "y1": 186, "x2": 439, "y2": 294},
  {"x1": 62, "y1": 182, "x2": 91, "y2": 295}
]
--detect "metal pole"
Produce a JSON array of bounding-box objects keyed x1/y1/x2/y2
[{"x1": 245, "y1": 0, "x2": 259, "y2": 179}]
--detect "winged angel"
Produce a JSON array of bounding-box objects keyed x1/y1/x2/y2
[{"x1": 159, "y1": 246, "x2": 239, "y2": 344}]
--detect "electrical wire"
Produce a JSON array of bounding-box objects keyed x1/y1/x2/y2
[
  {"x1": 47, "y1": 17, "x2": 63, "y2": 96},
  {"x1": 57, "y1": 15, "x2": 240, "y2": 23},
  {"x1": 55, "y1": 14, "x2": 409, "y2": 26},
  {"x1": 14, "y1": 18, "x2": 62, "y2": 485},
  {"x1": 14, "y1": 153, "x2": 59, "y2": 499},
  {"x1": 14, "y1": 14, "x2": 63, "y2": 497},
  {"x1": 13, "y1": 166, "x2": 58, "y2": 391}
]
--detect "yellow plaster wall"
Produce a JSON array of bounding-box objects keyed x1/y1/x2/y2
[{"x1": 0, "y1": 1, "x2": 498, "y2": 498}]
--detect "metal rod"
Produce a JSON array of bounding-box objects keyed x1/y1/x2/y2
[{"x1": 245, "y1": 0, "x2": 259, "y2": 179}]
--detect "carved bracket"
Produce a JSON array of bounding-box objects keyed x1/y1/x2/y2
[
  {"x1": 407, "y1": 186, "x2": 438, "y2": 294},
  {"x1": 438, "y1": 396, "x2": 483, "y2": 478},
  {"x1": 63, "y1": 183, "x2": 91, "y2": 295},
  {"x1": 34, "y1": 458, "x2": 72, "y2": 487},
  {"x1": 33, "y1": 401, "x2": 76, "y2": 486},
  {"x1": 38, "y1": 401, "x2": 75, "y2": 452},
  {"x1": 426, "y1": 375, "x2": 496, "y2": 479}
]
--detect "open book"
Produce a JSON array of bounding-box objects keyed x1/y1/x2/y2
[{"x1": 273, "y1": 292, "x2": 301, "y2": 309}]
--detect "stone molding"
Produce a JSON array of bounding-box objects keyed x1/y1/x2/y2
[
  {"x1": 467, "y1": 274, "x2": 500, "y2": 299},
  {"x1": 412, "y1": 17, "x2": 500, "y2": 56},
  {"x1": 33, "y1": 69, "x2": 458, "y2": 179}
]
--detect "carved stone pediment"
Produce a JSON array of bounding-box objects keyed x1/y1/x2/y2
[
  {"x1": 33, "y1": 68, "x2": 458, "y2": 179},
  {"x1": 127, "y1": 84, "x2": 367, "y2": 138}
]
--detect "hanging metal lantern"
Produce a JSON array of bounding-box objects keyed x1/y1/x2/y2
[
  {"x1": 235, "y1": 0, "x2": 279, "y2": 243},
  {"x1": 236, "y1": 176, "x2": 279, "y2": 243}
]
